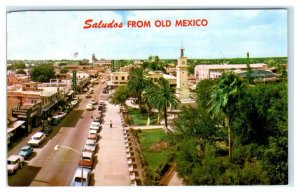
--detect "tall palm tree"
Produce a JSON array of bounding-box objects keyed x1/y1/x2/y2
[
  {"x1": 147, "y1": 78, "x2": 180, "y2": 129},
  {"x1": 209, "y1": 71, "x2": 244, "y2": 160},
  {"x1": 127, "y1": 68, "x2": 150, "y2": 107}
]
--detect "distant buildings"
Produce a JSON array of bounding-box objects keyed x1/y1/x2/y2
[
  {"x1": 90, "y1": 54, "x2": 111, "y2": 67},
  {"x1": 194, "y1": 63, "x2": 268, "y2": 81}
]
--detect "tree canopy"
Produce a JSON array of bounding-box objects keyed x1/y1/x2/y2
[
  {"x1": 30, "y1": 63, "x2": 55, "y2": 82},
  {"x1": 170, "y1": 72, "x2": 287, "y2": 185}
]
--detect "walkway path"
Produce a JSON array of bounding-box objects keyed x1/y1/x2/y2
[{"x1": 93, "y1": 101, "x2": 130, "y2": 185}]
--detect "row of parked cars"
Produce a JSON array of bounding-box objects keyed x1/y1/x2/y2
[
  {"x1": 7, "y1": 98, "x2": 79, "y2": 175},
  {"x1": 70, "y1": 101, "x2": 106, "y2": 186}
]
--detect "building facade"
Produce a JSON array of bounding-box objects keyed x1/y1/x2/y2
[{"x1": 194, "y1": 63, "x2": 268, "y2": 81}]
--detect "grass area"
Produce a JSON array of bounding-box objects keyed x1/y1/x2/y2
[
  {"x1": 138, "y1": 129, "x2": 171, "y2": 172},
  {"x1": 127, "y1": 106, "x2": 158, "y2": 126}
]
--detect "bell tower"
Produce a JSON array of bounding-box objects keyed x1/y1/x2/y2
[{"x1": 176, "y1": 46, "x2": 190, "y2": 99}]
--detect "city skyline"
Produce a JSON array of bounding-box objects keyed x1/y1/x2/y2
[{"x1": 7, "y1": 9, "x2": 287, "y2": 60}]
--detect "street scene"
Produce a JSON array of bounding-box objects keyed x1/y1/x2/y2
[{"x1": 6, "y1": 9, "x2": 288, "y2": 186}]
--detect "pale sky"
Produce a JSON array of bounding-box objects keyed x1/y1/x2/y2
[{"x1": 7, "y1": 9, "x2": 288, "y2": 60}]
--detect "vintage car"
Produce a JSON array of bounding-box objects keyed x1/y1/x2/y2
[
  {"x1": 27, "y1": 132, "x2": 46, "y2": 147},
  {"x1": 18, "y1": 145, "x2": 33, "y2": 159},
  {"x1": 84, "y1": 139, "x2": 97, "y2": 153},
  {"x1": 78, "y1": 151, "x2": 94, "y2": 169},
  {"x1": 7, "y1": 155, "x2": 24, "y2": 174},
  {"x1": 70, "y1": 167, "x2": 91, "y2": 186}
]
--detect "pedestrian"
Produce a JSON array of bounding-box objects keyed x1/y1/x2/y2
[
  {"x1": 91, "y1": 113, "x2": 93, "y2": 119},
  {"x1": 110, "y1": 120, "x2": 112, "y2": 128}
]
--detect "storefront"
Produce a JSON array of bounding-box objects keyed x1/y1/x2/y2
[{"x1": 12, "y1": 103, "x2": 41, "y2": 134}]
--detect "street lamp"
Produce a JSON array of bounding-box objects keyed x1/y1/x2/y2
[{"x1": 54, "y1": 145, "x2": 84, "y2": 186}]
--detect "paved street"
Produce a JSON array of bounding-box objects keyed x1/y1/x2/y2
[
  {"x1": 93, "y1": 101, "x2": 130, "y2": 185},
  {"x1": 7, "y1": 80, "x2": 110, "y2": 186}
]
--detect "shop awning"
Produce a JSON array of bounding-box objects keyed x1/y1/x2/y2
[
  {"x1": 42, "y1": 102, "x2": 56, "y2": 112},
  {"x1": 66, "y1": 90, "x2": 75, "y2": 96},
  {"x1": 7, "y1": 120, "x2": 26, "y2": 134}
]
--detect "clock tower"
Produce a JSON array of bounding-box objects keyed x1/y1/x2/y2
[{"x1": 176, "y1": 47, "x2": 190, "y2": 99}]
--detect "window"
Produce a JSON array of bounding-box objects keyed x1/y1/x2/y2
[
  {"x1": 121, "y1": 76, "x2": 125, "y2": 80},
  {"x1": 115, "y1": 76, "x2": 118, "y2": 80}
]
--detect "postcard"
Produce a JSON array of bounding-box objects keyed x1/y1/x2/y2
[{"x1": 6, "y1": 9, "x2": 289, "y2": 187}]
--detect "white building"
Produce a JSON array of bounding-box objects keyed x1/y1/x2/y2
[{"x1": 194, "y1": 63, "x2": 267, "y2": 81}]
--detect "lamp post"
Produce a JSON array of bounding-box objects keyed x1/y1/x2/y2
[{"x1": 54, "y1": 145, "x2": 83, "y2": 186}]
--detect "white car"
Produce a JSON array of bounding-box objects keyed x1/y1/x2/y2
[
  {"x1": 86, "y1": 104, "x2": 93, "y2": 110},
  {"x1": 28, "y1": 132, "x2": 46, "y2": 147},
  {"x1": 91, "y1": 121, "x2": 100, "y2": 127},
  {"x1": 90, "y1": 99, "x2": 97, "y2": 105},
  {"x1": 52, "y1": 112, "x2": 67, "y2": 119},
  {"x1": 84, "y1": 139, "x2": 97, "y2": 153},
  {"x1": 70, "y1": 167, "x2": 91, "y2": 186},
  {"x1": 7, "y1": 155, "x2": 24, "y2": 174},
  {"x1": 90, "y1": 125, "x2": 100, "y2": 133},
  {"x1": 89, "y1": 130, "x2": 97, "y2": 135},
  {"x1": 71, "y1": 100, "x2": 78, "y2": 106}
]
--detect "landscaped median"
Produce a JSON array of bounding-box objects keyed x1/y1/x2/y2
[
  {"x1": 134, "y1": 128, "x2": 174, "y2": 185},
  {"x1": 126, "y1": 106, "x2": 158, "y2": 126}
]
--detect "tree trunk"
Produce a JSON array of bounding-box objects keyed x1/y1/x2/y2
[
  {"x1": 157, "y1": 113, "x2": 160, "y2": 124},
  {"x1": 225, "y1": 116, "x2": 232, "y2": 160},
  {"x1": 164, "y1": 105, "x2": 168, "y2": 129}
]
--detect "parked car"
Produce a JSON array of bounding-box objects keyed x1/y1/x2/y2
[
  {"x1": 86, "y1": 104, "x2": 93, "y2": 110},
  {"x1": 7, "y1": 155, "x2": 24, "y2": 174},
  {"x1": 102, "y1": 90, "x2": 109, "y2": 94},
  {"x1": 93, "y1": 115, "x2": 102, "y2": 123},
  {"x1": 64, "y1": 106, "x2": 72, "y2": 114},
  {"x1": 78, "y1": 151, "x2": 94, "y2": 169},
  {"x1": 18, "y1": 145, "x2": 33, "y2": 159},
  {"x1": 71, "y1": 100, "x2": 79, "y2": 106},
  {"x1": 83, "y1": 88, "x2": 88, "y2": 92},
  {"x1": 50, "y1": 112, "x2": 67, "y2": 125},
  {"x1": 84, "y1": 139, "x2": 97, "y2": 153},
  {"x1": 27, "y1": 132, "x2": 46, "y2": 147},
  {"x1": 55, "y1": 111, "x2": 67, "y2": 119},
  {"x1": 91, "y1": 121, "x2": 100, "y2": 127},
  {"x1": 89, "y1": 130, "x2": 97, "y2": 135},
  {"x1": 49, "y1": 118, "x2": 60, "y2": 125},
  {"x1": 70, "y1": 167, "x2": 91, "y2": 186},
  {"x1": 41, "y1": 125, "x2": 53, "y2": 136},
  {"x1": 90, "y1": 99, "x2": 97, "y2": 105},
  {"x1": 86, "y1": 94, "x2": 92, "y2": 98},
  {"x1": 87, "y1": 133, "x2": 98, "y2": 141}
]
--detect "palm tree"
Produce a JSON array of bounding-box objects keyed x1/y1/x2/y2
[
  {"x1": 147, "y1": 78, "x2": 180, "y2": 129},
  {"x1": 127, "y1": 68, "x2": 150, "y2": 107},
  {"x1": 209, "y1": 71, "x2": 244, "y2": 160}
]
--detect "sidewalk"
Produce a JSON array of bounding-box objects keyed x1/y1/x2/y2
[{"x1": 93, "y1": 101, "x2": 130, "y2": 186}]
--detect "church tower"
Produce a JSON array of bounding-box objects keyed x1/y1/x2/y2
[{"x1": 176, "y1": 47, "x2": 190, "y2": 99}]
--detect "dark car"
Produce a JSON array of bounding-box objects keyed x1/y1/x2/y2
[
  {"x1": 64, "y1": 106, "x2": 72, "y2": 114},
  {"x1": 18, "y1": 145, "x2": 33, "y2": 159},
  {"x1": 41, "y1": 125, "x2": 53, "y2": 136},
  {"x1": 49, "y1": 118, "x2": 60, "y2": 126}
]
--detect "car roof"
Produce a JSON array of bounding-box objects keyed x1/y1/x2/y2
[
  {"x1": 8, "y1": 155, "x2": 21, "y2": 161},
  {"x1": 82, "y1": 151, "x2": 93, "y2": 158},
  {"x1": 86, "y1": 139, "x2": 96, "y2": 143},
  {"x1": 21, "y1": 145, "x2": 31, "y2": 150},
  {"x1": 74, "y1": 167, "x2": 90, "y2": 178},
  {"x1": 33, "y1": 132, "x2": 44, "y2": 137},
  {"x1": 89, "y1": 130, "x2": 97, "y2": 134}
]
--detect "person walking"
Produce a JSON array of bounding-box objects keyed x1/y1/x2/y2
[{"x1": 109, "y1": 120, "x2": 112, "y2": 128}]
